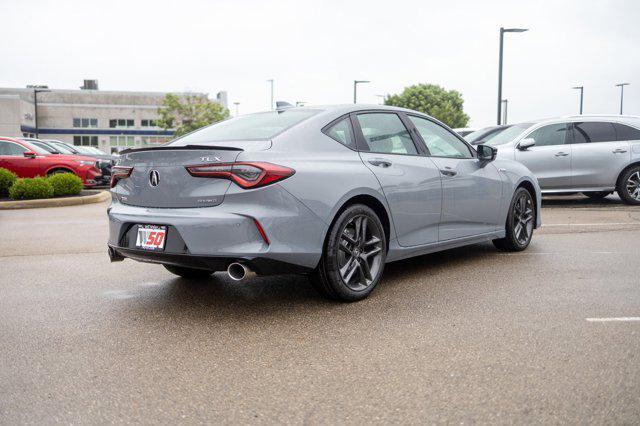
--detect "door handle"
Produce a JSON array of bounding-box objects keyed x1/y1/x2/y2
[
  {"x1": 368, "y1": 159, "x2": 392, "y2": 168},
  {"x1": 440, "y1": 168, "x2": 457, "y2": 177},
  {"x1": 555, "y1": 152, "x2": 569, "y2": 157},
  {"x1": 612, "y1": 148, "x2": 628, "y2": 153}
]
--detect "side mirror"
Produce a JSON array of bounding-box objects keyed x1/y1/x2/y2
[
  {"x1": 476, "y1": 144, "x2": 497, "y2": 161},
  {"x1": 518, "y1": 138, "x2": 536, "y2": 150},
  {"x1": 23, "y1": 151, "x2": 37, "y2": 159}
]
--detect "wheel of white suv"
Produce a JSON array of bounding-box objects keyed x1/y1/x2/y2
[
  {"x1": 311, "y1": 204, "x2": 387, "y2": 302},
  {"x1": 493, "y1": 187, "x2": 535, "y2": 251},
  {"x1": 617, "y1": 166, "x2": 640, "y2": 205}
]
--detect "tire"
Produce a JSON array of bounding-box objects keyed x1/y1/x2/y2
[
  {"x1": 47, "y1": 169, "x2": 72, "y2": 176},
  {"x1": 582, "y1": 191, "x2": 612, "y2": 200},
  {"x1": 311, "y1": 204, "x2": 387, "y2": 302},
  {"x1": 163, "y1": 264, "x2": 213, "y2": 279},
  {"x1": 616, "y1": 165, "x2": 640, "y2": 205},
  {"x1": 493, "y1": 187, "x2": 535, "y2": 252}
]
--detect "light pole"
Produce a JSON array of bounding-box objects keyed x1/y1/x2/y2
[
  {"x1": 497, "y1": 27, "x2": 528, "y2": 125},
  {"x1": 502, "y1": 99, "x2": 508, "y2": 124},
  {"x1": 233, "y1": 102, "x2": 240, "y2": 117},
  {"x1": 267, "y1": 79, "x2": 274, "y2": 110},
  {"x1": 615, "y1": 83, "x2": 630, "y2": 114},
  {"x1": 32, "y1": 86, "x2": 51, "y2": 138},
  {"x1": 353, "y1": 80, "x2": 370, "y2": 103},
  {"x1": 572, "y1": 86, "x2": 584, "y2": 114}
]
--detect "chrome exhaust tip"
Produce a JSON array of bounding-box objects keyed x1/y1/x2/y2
[{"x1": 227, "y1": 262, "x2": 255, "y2": 281}]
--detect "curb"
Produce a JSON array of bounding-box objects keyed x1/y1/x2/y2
[{"x1": 0, "y1": 190, "x2": 111, "y2": 210}]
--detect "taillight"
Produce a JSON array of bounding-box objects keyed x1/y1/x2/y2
[
  {"x1": 110, "y1": 166, "x2": 133, "y2": 188},
  {"x1": 185, "y1": 162, "x2": 295, "y2": 189}
]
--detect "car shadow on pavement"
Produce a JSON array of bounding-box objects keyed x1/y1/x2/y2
[{"x1": 118, "y1": 242, "x2": 498, "y2": 325}]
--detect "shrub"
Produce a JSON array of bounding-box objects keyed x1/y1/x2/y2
[
  {"x1": 0, "y1": 167, "x2": 18, "y2": 197},
  {"x1": 8, "y1": 177, "x2": 54, "y2": 200},
  {"x1": 47, "y1": 172, "x2": 83, "y2": 196}
]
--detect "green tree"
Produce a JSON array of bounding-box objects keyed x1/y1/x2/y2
[
  {"x1": 384, "y1": 83, "x2": 470, "y2": 128},
  {"x1": 157, "y1": 93, "x2": 230, "y2": 138}
]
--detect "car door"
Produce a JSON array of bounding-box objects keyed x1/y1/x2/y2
[
  {"x1": 0, "y1": 140, "x2": 42, "y2": 178},
  {"x1": 570, "y1": 121, "x2": 631, "y2": 188},
  {"x1": 352, "y1": 111, "x2": 442, "y2": 247},
  {"x1": 406, "y1": 114, "x2": 502, "y2": 241},
  {"x1": 514, "y1": 123, "x2": 571, "y2": 190}
]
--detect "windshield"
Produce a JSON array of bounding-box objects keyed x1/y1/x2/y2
[
  {"x1": 170, "y1": 109, "x2": 321, "y2": 145},
  {"x1": 21, "y1": 140, "x2": 50, "y2": 155},
  {"x1": 49, "y1": 143, "x2": 76, "y2": 154},
  {"x1": 484, "y1": 123, "x2": 535, "y2": 146},
  {"x1": 87, "y1": 147, "x2": 108, "y2": 155},
  {"x1": 31, "y1": 141, "x2": 57, "y2": 153},
  {"x1": 465, "y1": 126, "x2": 505, "y2": 144}
]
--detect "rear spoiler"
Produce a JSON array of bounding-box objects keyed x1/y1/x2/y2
[{"x1": 119, "y1": 144, "x2": 244, "y2": 154}]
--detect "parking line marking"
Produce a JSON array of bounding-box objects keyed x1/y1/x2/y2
[{"x1": 586, "y1": 317, "x2": 640, "y2": 322}]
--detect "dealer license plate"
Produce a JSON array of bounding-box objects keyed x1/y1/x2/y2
[{"x1": 135, "y1": 225, "x2": 167, "y2": 250}]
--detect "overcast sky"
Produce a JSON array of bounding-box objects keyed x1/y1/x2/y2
[{"x1": 1, "y1": 0, "x2": 638, "y2": 126}]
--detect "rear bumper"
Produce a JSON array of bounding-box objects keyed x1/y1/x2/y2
[
  {"x1": 107, "y1": 184, "x2": 328, "y2": 273},
  {"x1": 108, "y1": 244, "x2": 312, "y2": 275}
]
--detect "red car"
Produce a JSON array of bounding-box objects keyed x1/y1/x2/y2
[{"x1": 0, "y1": 137, "x2": 102, "y2": 186}]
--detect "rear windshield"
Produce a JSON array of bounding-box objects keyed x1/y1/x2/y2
[
  {"x1": 170, "y1": 109, "x2": 321, "y2": 145},
  {"x1": 485, "y1": 122, "x2": 534, "y2": 146}
]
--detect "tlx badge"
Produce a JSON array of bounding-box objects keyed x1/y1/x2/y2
[{"x1": 201, "y1": 156, "x2": 222, "y2": 162}]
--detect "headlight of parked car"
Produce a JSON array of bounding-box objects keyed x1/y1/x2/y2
[{"x1": 75, "y1": 160, "x2": 97, "y2": 166}]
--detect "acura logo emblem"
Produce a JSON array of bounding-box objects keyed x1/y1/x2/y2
[{"x1": 149, "y1": 170, "x2": 160, "y2": 187}]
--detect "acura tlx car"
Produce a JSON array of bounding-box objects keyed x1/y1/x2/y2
[{"x1": 108, "y1": 104, "x2": 541, "y2": 302}]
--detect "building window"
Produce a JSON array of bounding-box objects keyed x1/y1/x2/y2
[
  {"x1": 73, "y1": 135, "x2": 98, "y2": 146},
  {"x1": 141, "y1": 119, "x2": 157, "y2": 127},
  {"x1": 73, "y1": 118, "x2": 98, "y2": 128},
  {"x1": 141, "y1": 136, "x2": 169, "y2": 146},
  {"x1": 109, "y1": 119, "x2": 135, "y2": 128},
  {"x1": 109, "y1": 135, "x2": 135, "y2": 147}
]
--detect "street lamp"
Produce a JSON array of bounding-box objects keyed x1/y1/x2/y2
[
  {"x1": 233, "y1": 102, "x2": 240, "y2": 117},
  {"x1": 497, "y1": 27, "x2": 528, "y2": 125},
  {"x1": 32, "y1": 86, "x2": 51, "y2": 138},
  {"x1": 267, "y1": 79, "x2": 274, "y2": 111},
  {"x1": 572, "y1": 86, "x2": 584, "y2": 115},
  {"x1": 615, "y1": 83, "x2": 630, "y2": 115},
  {"x1": 353, "y1": 80, "x2": 370, "y2": 104},
  {"x1": 502, "y1": 99, "x2": 509, "y2": 124}
]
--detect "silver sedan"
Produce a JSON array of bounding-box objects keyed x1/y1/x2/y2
[{"x1": 108, "y1": 105, "x2": 541, "y2": 301}]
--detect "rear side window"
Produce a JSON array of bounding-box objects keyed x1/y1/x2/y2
[
  {"x1": 355, "y1": 113, "x2": 417, "y2": 155},
  {"x1": 614, "y1": 123, "x2": 640, "y2": 141},
  {"x1": 572, "y1": 122, "x2": 616, "y2": 143},
  {"x1": 527, "y1": 123, "x2": 568, "y2": 146},
  {"x1": 0, "y1": 141, "x2": 27, "y2": 156},
  {"x1": 170, "y1": 109, "x2": 321, "y2": 145},
  {"x1": 324, "y1": 117, "x2": 355, "y2": 149}
]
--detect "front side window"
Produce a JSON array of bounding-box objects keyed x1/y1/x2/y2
[
  {"x1": 355, "y1": 113, "x2": 417, "y2": 155},
  {"x1": 324, "y1": 117, "x2": 355, "y2": 149},
  {"x1": 526, "y1": 123, "x2": 568, "y2": 147},
  {"x1": 0, "y1": 141, "x2": 27, "y2": 156},
  {"x1": 408, "y1": 115, "x2": 473, "y2": 158},
  {"x1": 572, "y1": 122, "x2": 616, "y2": 144}
]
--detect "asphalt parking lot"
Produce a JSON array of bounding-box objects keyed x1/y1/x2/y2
[{"x1": 1, "y1": 195, "x2": 640, "y2": 424}]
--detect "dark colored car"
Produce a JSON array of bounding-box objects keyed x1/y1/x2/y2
[
  {"x1": 465, "y1": 125, "x2": 512, "y2": 145},
  {"x1": 0, "y1": 137, "x2": 101, "y2": 186}
]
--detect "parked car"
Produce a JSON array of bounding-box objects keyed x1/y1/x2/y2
[
  {"x1": 108, "y1": 105, "x2": 541, "y2": 301},
  {"x1": 465, "y1": 125, "x2": 512, "y2": 145},
  {"x1": 453, "y1": 127, "x2": 476, "y2": 137},
  {"x1": 42, "y1": 139, "x2": 116, "y2": 186},
  {"x1": 485, "y1": 116, "x2": 640, "y2": 204},
  {"x1": 0, "y1": 137, "x2": 101, "y2": 186}
]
